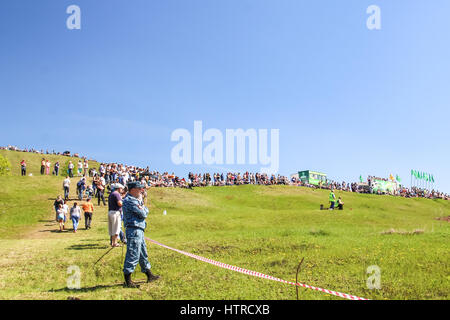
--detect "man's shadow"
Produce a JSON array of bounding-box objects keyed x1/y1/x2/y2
[
  {"x1": 66, "y1": 243, "x2": 109, "y2": 250},
  {"x1": 49, "y1": 281, "x2": 147, "y2": 293}
]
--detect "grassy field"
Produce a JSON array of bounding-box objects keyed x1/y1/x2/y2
[{"x1": 0, "y1": 150, "x2": 448, "y2": 300}]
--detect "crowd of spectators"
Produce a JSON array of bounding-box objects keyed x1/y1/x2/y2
[
  {"x1": 1, "y1": 145, "x2": 86, "y2": 159},
  {"x1": 290, "y1": 176, "x2": 449, "y2": 200},
  {"x1": 3, "y1": 145, "x2": 449, "y2": 201}
]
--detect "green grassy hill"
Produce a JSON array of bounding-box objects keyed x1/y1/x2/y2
[
  {"x1": 0, "y1": 150, "x2": 448, "y2": 300},
  {"x1": 0, "y1": 150, "x2": 99, "y2": 238}
]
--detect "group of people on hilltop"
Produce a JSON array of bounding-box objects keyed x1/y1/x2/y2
[
  {"x1": 12, "y1": 144, "x2": 450, "y2": 202},
  {"x1": 65, "y1": 159, "x2": 89, "y2": 178},
  {"x1": 291, "y1": 176, "x2": 450, "y2": 201},
  {"x1": 190, "y1": 172, "x2": 290, "y2": 187},
  {"x1": 2, "y1": 145, "x2": 86, "y2": 159},
  {"x1": 39, "y1": 158, "x2": 61, "y2": 176},
  {"x1": 18, "y1": 158, "x2": 62, "y2": 177}
]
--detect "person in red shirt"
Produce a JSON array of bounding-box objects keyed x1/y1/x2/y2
[{"x1": 20, "y1": 160, "x2": 26, "y2": 176}]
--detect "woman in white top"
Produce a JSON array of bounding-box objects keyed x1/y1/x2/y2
[
  {"x1": 77, "y1": 161, "x2": 83, "y2": 177},
  {"x1": 70, "y1": 202, "x2": 82, "y2": 233}
]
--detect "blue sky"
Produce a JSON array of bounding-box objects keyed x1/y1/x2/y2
[{"x1": 1, "y1": 1, "x2": 449, "y2": 192}]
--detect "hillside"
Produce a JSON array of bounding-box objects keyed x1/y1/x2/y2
[
  {"x1": 0, "y1": 150, "x2": 448, "y2": 300},
  {"x1": 0, "y1": 150, "x2": 99, "y2": 238}
]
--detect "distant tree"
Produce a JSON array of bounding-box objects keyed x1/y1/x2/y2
[{"x1": 0, "y1": 154, "x2": 11, "y2": 176}]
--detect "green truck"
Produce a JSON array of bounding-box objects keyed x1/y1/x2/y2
[{"x1": 298, "y1": 170, "x2": 327, "y2": 186}]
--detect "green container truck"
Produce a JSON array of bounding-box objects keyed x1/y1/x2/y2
[{"x1": 298, "y1": 170, "x2": 327, "y2": 186}]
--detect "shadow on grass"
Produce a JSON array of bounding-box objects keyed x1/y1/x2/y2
[
  {"x1": 49, "y1": 281, "x2": 146, "y2": 293},
  {"x1": 66, "y1": 243, "x2": 109, "y2": 250},
  {"x1": 38, "y1": 229, "x2": 72, "y2": 234},
  {"x1": 47, "y1": 198, "x2": 87, "y2": 201}
]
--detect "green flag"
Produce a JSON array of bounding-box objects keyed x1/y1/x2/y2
[
  {"x1": 359, "y1": 175, "x2": 363, "y2": 183},
  {"x1": 396, "y1": 175, "x2": 401, "y2": 182}
]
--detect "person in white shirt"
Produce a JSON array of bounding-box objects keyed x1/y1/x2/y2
[
  {"x1": 63, "y1": 177, "x2": 71, "y2": 201},
  {"x1": 62, "y1": 200, "x2": 69, "y2": 225},
  {"x1": 83, "y1": 161, "x2": 89, "y2": 176},
  {"x1": 68, "y1": 161, "x2": 74, "y2": 178},
  {"x1": 77, "y1": 161, "x2": 83, "y2": 177}
]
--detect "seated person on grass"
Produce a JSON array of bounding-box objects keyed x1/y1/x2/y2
[{"x1": 337, "y1": 197, "x2": 344, "y2": 210}]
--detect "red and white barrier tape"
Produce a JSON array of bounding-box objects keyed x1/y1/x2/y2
[{"x1": 146, "y1": 237, "x2": 369, "y2": 300}]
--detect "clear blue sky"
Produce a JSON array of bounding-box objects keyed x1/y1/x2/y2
[{"x1": 1, "y1": 0, "x2": 449, "y2": 192}]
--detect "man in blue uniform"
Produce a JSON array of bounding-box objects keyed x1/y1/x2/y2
[{"x1": 122, "y1": 181, "x2": 160, "y2": 288}]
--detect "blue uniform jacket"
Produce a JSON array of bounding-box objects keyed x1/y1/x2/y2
[{"x1": 122, "y1": 194, "x2": 148, "y2": 230}]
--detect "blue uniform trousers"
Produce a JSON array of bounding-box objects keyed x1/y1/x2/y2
[{"x1": 123, "y1": 228, "x2": 151, "y2": 274}]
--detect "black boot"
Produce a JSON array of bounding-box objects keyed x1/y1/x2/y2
[
  {"x1": 124, "y1": 273, "x2": 140, "y2": 288},
  {"x1": 145, "y1": 270, "x2": 160, "y2": 283}
]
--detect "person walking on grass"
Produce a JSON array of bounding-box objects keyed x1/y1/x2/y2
[
  {"x1": 108, "y1": 183, "x2": 124, "y2": 247},
  {"x1": 56, "y1": 204, "x2": 65, "y2": 232},
  {"x1": 63, "y1": 176, "x2": 71, "y2": 201},
  {"x1": 82, "y1": 198, "x2": 94, "y2": 230},
  {"x1": 68, "y1": 161, "x2": 74, "y2": 178},
  {"x1": 77, "y1": 177, "x2": 86, "y2": 201},
  {"x1": 62, "y1": 199, "x2": 69, "y2": 225},
  {"x1": 77, "y1": 160, "x2": 83, "y2": 177},
  {"x1": 54, "y1": 195, "x2": 64, "y2": 221},
  {"x1": 20, "y1": 159, "x2": 26, "y2": 176},
  {"x1": 70, "y1": 202, "x2": 81, "y2": 233}
]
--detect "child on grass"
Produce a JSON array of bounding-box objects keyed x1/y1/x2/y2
[{"x1": 56, "y1": 204, "x2": 65, "y2": 232}]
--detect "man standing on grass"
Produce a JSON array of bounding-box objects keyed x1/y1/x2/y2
[
  {"x1": 108, "y1": 183, "x2": 124, "y2": 247},
  {"x1": 54, "y1": 161, "x2": 60, "y2": 176},
  {"x1": 96, "y1": 177, "x2": 106, "y2": 206},
  {"x1": 329, "y1": 189, "x2": 336, "y2": 210},
  {"x1": 122, "y1": 181, "x2": 160, "y2": 288},
  {"x1": 40, "y1": 158, "x2": 45, "y2": 175}
]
